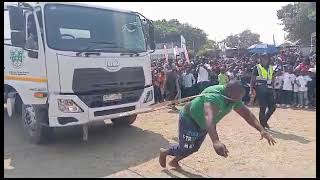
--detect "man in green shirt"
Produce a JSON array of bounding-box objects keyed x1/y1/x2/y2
[
  {"x1": 159, "y1": 80, "x2": 276, "y2": 168},
  {"x1": 218, "y1": 66, "x2": 229, "y2": 85}
]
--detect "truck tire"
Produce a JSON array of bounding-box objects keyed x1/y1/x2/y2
[
  {"x1": 14, "y1": 95, "x2": 22, "y2": 115},
  {"x1": 111, "y1": 115, "x2": 137, "y2": 126},
  {"x1": 22, "y1": 104, "x2": 53, "y2": 144}
]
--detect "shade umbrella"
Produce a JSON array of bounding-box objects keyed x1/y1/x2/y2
[{"x1": 247, "y1": 43, "x2": 278, "y2": 55}]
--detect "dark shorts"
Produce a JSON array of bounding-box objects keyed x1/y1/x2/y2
[{"x1": 168, "y1": 112, "x2": 207, "y2": 157}]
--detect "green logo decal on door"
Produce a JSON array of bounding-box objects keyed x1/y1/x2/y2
[{"x1": 10, "y1": 49, "x2": 25, "y2": 69}]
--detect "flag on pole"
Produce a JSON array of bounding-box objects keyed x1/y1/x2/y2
[
  {"x1": 273, "y1": 34, "x2": 276, "y2": 46},
  {"x1": 174, "y1": 46, "x2": 180, "y2": 64},
  {"x1": 181, "y1": 35, "x2": 186, "y2": 48},
  {"x1": 180, "y1": 35, "x2": 190, "y2": 63},
  {"x1": 175, "y1": 46, "x2": 180, "y2": 56},
  {"x1": 183, "y1": 46, "x2": 190, "y2": 64},
  {"x1": 164, "y1": 45, "x2": 169, "y2": 64}
]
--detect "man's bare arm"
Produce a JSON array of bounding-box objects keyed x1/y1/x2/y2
[
  {"x1": 234, "y1": 105, "x2": 276, "y2": 145},
  {"x1": 203, "y1": 103, "x2": 219, "y2": 142},
  {"x1": 204, "y1": 103, "x2": 230, "y2": 157},
  {"x1": 234, "y1": 105, "x2": 264, "y2": 133}
]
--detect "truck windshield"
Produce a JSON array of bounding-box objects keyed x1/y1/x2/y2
[{"x1": 44, "y1": 4, "x2": 146, "y2": 53}]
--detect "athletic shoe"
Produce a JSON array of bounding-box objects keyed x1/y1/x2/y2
[
  {"x1": 286, "y1": 105, "x2": 290, "y2": 108},
  {"x1": 305, "y1": 106, "x2": 309, "y2": 109},
  {"x1": 281, "y1": 104, "x2": 285, "y2": 107},
  {"x1": 276, "y1": 104, "x2": 280, "y2": 107},
  {"x1": 265, "y1": 122, "x2": 270, "y2": 129}
]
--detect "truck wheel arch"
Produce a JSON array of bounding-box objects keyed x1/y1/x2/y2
[{"x1": 4, "y1": 82, "x2": 48, "y2": 105}]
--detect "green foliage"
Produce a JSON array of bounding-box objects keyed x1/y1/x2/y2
[
  {"x1": 153, "y1": 19, "x2": 208, "y2": 53},
  {"x1": 277, "y1": 2, "x2": 316, "y2": 45},
  {"x1": 153, "y1": 19, "x2": 261, "y2": 57},
  {"x1": 197, "y1": 39, "x2": 220, "y2": 56},
  {"x1": 221, "y1": 29, "x2": 261, "y2": 49}
]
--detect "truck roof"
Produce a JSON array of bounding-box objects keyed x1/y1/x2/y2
[{"x1": 5, "y1": 2, "x2": 135, "y2": 14}]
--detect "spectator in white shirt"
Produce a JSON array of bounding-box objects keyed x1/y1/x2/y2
[
  {"x1": 196, "y1": 61, "x2": 210, "y2": 93},
  {"x1": 181, "y1": 68, "x2": 196, "y2": 98},
  {"x1": 197, "y1": 63, "x2": 210, "y2": 83},
  {"x1": 281, "y1": 66, "x2": 295, "y2": 107},
  {"x1": 296, "y1": 71, "x2": 312, "y2": 108}
]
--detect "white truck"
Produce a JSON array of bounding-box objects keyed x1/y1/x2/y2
[{"x1": 4, "y1": 2, "x2": 155, "y2": 144}]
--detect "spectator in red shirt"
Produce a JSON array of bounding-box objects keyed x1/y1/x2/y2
[{"x1": 295, "y1": 57, "x2": 311, "y2": 72}]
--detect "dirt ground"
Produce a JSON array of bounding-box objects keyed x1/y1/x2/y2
[
  {"x1": 108, "y1": 106, "x2": 316, "y2": 178},
  {"x1": 4, "y1": 106, "x2": 316, "y2": 178}
]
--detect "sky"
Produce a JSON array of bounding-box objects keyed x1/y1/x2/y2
[
  {"x1": 82, "y1": 2, "x2": 291, "y2": 46},
  {"x1": 4, "y1": 2, "x2": 291, "y2": 46}
]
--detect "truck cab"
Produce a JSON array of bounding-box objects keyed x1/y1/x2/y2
[{"x1": 4, "y1": 2, "x2": 155, "y2": 144}]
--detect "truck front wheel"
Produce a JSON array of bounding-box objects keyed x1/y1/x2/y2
[
  {"x1": 111, "y1": 115, "x2": 137, "y2": 126},
  {"x1": 22, "y1": 104, "x2": 53, "y2": 144},
  {"x1": 14, "y1": 95, "x2": 22, "y2": 116}
]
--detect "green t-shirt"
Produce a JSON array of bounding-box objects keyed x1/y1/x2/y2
[
  {"x1": 218, "y1": 73, "x2": 229, "y2": 85},
  {"x1": 182, "y1": 85, "x2": 244, "y2": 130}
]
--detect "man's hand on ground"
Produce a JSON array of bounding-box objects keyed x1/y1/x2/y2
[
  {"x1": 213, "y1": 141, "x2": 229, "y2": 158},
  {"x1": 260, "y1": 131, "x2": 276, "y2": 146}
]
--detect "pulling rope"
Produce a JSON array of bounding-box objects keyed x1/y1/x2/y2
[{"x1": 115, "y1": 90, "x2": 237, "y2": 118}]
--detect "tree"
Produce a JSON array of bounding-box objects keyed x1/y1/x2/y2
[
  {"x1": 197, "y1": 39, "x2": 220, "y2": 57},
  {"x1": 277, "y1": 2, "x2": 316, "y2": 45},
  {"x1": 222, "y1": 34, "x2": 240, "y2": 48},
  {"x1": 221, "y1": 30, "x2": 261, "y2": 49},
  {"x1": 153, "y1": 19, "x2": 208, "y2": 54}
]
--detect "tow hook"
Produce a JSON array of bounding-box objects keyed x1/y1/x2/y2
[{"x1": 82, "y1": 123, "x2": 89, "y2": 141}]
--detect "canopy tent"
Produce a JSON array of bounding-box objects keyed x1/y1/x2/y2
[{"x1": 247, "y1": 43, "x2": 278, "y2": 55}]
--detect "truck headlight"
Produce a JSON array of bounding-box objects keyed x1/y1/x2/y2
[
  {"x1": 143, "y1": 90, "x2": 153, "y2": 103},
  {"x1": 58, "y1": 99, "x2": 83, "y2": 113}
]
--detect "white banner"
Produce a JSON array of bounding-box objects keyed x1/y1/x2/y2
[
  {"x1": 164, "y1": 45, "x2": 169, "y2": 64},
  {"x1": 181, "y1": 36, "x2": 190, "y2": 63},
  {"x1": 181, "y1": 35, "x2": 186, "y2": 48},
  {"x1": 173, "y1": 46, "x2": 179, "y2": 57}
]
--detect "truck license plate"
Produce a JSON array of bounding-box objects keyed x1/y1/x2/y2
[{"x1": 103, "y1": 93, "x2": 122, "y2": 101}]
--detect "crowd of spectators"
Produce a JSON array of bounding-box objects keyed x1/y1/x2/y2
[{"x1": 151, "y1": 48, "x2": 316, "y2": 109}]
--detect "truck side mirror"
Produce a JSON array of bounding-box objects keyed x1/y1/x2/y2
[
  {"x1": 150, "y1": 41, "x2": 156, "y2": 51},
  {"x1": 8, "y1": 6, "x2": 25, "y2": 31},
  {"x1": 28, "y1": 50, "x2": 38, "y2": 59},
  {"x1": 11, "y1": 31, "x2": 26, "y2": 47},
  {"x1": 148, "y1": 23, "x2": 155, "y2": 50}
]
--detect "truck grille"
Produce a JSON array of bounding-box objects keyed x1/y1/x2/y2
[
  {"x1": 72, "y1": 67, "x2": 145, "y2": 93},
  {"x1": 77, "y1": 89, "x2": 143, "y2": 108},
  {"x1": 72, "y1": 67, "x2": 145, "y2": 108}
]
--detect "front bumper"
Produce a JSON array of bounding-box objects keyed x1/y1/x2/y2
[{"x1": 48, "y1": 86, "x2": 154, "y2": 127}]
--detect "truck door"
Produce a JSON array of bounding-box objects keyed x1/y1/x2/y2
[{"x1": 4, "y1": 6, "x2": 48, "y2": 104}]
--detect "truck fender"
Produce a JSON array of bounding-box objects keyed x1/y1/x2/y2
[{"x1": 4, "y1": 82, "x2": 48, "y2": 106}]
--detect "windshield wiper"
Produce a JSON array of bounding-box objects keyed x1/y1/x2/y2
[
  {"x1": 75, "y1": 41, "x2": 118, "y2": 56},
  {"x1": 76, "y1": 41, "x2": 143, "y2": 56},
  {"x1": 120, "y1": 49, "x2": 142, "y2": 56}
]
